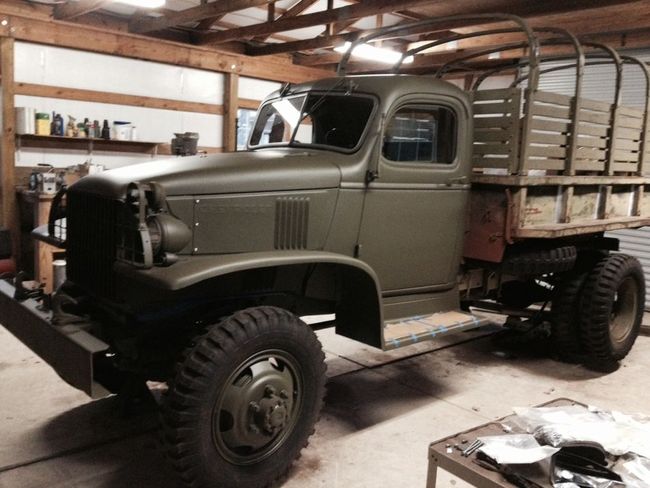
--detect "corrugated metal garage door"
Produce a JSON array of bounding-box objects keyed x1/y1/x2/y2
[
  {"x1": 606, "y1": 228, "x2": 650, "y2": 309},
  {"x1": 532, "y1": 49, "x2": 650, "y2": 308}
]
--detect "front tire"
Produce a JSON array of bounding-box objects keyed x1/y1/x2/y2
[
  {"x1": 162, "y1": 307, "x2": 326, "y2": 488},
  {"x1": 579, "y1": 254, "x2": 645, "y2": 364}
]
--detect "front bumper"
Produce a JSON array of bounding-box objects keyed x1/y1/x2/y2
[{"x1": 0, "y1": 280, "x2": 110, "y2": 398}]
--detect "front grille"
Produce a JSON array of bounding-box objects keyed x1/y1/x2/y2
[{"x1": 67, "y1": 190, "x2": 120, "y2": 297}]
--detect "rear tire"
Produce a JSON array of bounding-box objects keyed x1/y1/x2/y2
[
  {"x1": 551, "y1": 271, "x2": 588, "y2": 361},
  {"x1": 162, "y1": 307, "x2": 326, "y2": 488},
  {"x1": 579, "y1": 254, "x2": 644, "y2": 364}
]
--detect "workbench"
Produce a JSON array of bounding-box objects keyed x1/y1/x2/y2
[{"x1": 426, "y1": 398, "x2": 581, "y2": 488}]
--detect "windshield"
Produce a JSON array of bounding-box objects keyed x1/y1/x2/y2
[{"x1": 249, "y1": 93, "x2": 375, "y2": 151}]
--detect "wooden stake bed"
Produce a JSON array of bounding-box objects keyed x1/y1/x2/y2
[{"x1": 465, "y1": 86, "x2": 650, "y2": 260}]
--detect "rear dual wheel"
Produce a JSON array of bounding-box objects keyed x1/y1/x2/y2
[
  {"x1": 551, "y1": 253, "x2": 644, "y2": 365},
  {"x1": 579, "y1": 254, "x2": 644, "y2": 364},
  {"x1": 162, "y1": 307, "x2": 326, "y2": 488}
]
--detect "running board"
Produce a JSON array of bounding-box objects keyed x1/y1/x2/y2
[{"x1": 382, "y1": 310, "x2": 490, "y2": 350}]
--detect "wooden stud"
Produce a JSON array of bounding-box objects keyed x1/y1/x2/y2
[
  {"x1": 15, "y1": 82, "x2": 224, "y2": 115},
  {"x1": 0, "y1": 37, "x2": 19, "y2": 265},
  {"x1": 223, "y1": 73, "x2": 239, "y2": 152}
]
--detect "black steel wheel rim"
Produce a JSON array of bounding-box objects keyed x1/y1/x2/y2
[
  {"x1": 610, "y1": 276, "x2": 639, "y2": 345},
  {"x1": 212, "y1": 349, "x2": 303, "y2": 465}
]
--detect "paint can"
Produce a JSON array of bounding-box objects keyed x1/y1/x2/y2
[{"x1": 52, "y1": 259, "x2": 67, "y2": 290}]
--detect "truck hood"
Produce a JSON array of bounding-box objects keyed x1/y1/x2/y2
[{"x1": 70, "y1": 149, "x2": 343, "y2": 199}]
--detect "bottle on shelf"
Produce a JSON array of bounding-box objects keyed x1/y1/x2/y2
[
  {"x1": 52, "y1": 113, "x2": 64, "y2": 136},
  {"x1": 101, "y1": 119, "x2": 111, "y2": 140}
]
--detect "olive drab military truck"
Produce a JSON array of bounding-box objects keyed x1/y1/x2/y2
[{"x1": 2, "y1": 13, "x2": 650, "y2": 488}]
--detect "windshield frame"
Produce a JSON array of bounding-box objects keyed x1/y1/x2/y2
[{"x1": 247, "y1": 91, "x2": 378, "y2": 154}]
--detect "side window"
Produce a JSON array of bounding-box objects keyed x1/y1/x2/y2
[{"x1": 383, "y1": 105, "x2": 457, "y2": 164}]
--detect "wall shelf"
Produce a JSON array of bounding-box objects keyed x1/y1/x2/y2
[{"x1": 16, "y1": 134, "x2": 166, "y2": 156}]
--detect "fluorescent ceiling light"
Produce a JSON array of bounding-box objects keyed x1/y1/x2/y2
[
  {"x1": 114, "y1": 0, "x2": 166, "y2": 8},
  {"x1": 334, "y1": 42, "x2": 414, "y2": 65}
]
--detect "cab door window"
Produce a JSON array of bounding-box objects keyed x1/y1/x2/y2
[{"x1": 383, "y1": 106, "x2": 457, "y2": 164}]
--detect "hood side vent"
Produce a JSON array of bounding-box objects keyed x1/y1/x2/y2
[{"x1": 275, "y1": 197, "x2": 309, "y2": 250}]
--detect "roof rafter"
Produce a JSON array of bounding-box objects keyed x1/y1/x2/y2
[
  {"x1": 198, "y1": 0, "x2": 441, "y2": 45},
  {"x1": 251, "y1": 0, "x2": 319, "y2": 42},
  {"x1": 54, "y1": 0, "x2": 113, "y2": 20},
  {"x1": 243, "y1": 0, "x2": 642, "y2": 56},
  {"x1": 198, "y1": 0, "x2": 639, "y2": 46},
  {"x1": 130, "y1": 0, "x2": 271, "y2": 33}
]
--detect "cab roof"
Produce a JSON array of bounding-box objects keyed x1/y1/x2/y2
[{"x1": 266, "y1": 74, "x2": 467, "y2": 104}]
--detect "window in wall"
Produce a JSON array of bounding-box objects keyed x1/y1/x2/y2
[
  {"x1": 236, "y1": 109, "x2": 257, "y2": 150},
  {"x1": 383, "y1": 106, "x2": 457, "y2": 164}
]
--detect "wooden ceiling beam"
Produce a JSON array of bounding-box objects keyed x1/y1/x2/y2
[
  {"x1": 278, "y1": 0, "x2": 320, "y2": 20},
  {"x1": 252, "y1": 0, "x2": 319, "y2": 42},
  {"x1": 246, "y1": 24, "x2": 456, "y2": 56},
  {"x1": 130, "y1": 0, "x2": 271, "y2": 33},
  {"x1": 196, "y1": 14, "x2": 228, "y2": 31},
  {"x1": 344, "y1": 28, "x2": 650, "y2": 75},
  {"x1": 211, "y1": 19, "x2": 298, "y2": 42},
  {"x1": 196, "y1": 2, "x2": 285, "y2": 31},
  {"x1": 54, "y1": 0, "x2": 113, "y2": 20},
  {"x1": 198, "y1": 0, "x2": 449, "y2": 45},
  {"x1": 247, "y1": 0, "x2": 643, "y2": 56},
  {"x1": 1, "y1": 8, "x2": 334, "y2": 83}
]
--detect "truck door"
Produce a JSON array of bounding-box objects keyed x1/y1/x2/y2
[{"x1": 357, "y1": 96, "x2": 471, "y2": 293}]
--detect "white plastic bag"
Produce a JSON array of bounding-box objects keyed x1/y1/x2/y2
[
  {"x1": 511, "y1": 406, "x2": 650, "y2": 458},
  {"x1": 477, "y1": 434, "x2": 560, "y2": 464}
]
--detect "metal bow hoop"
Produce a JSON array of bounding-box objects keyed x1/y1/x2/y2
[{"x1": 335, "y1": 13, "x2": 540, "y2": 88}]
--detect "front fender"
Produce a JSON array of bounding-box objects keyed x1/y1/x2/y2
[
  {"x1": 114, "y1": 251, "x2": 377, "y2": 292},
  {"x1": 114, "y1": 251, "x2": 384, "y2": 347}
]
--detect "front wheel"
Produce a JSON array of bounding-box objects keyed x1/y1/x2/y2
[
  {"x1": 162, "y1": 307, "x2": 326, "y2": 488},
  {"x1": 579, "y1": 254, "x2": 645, "y2": 365}
]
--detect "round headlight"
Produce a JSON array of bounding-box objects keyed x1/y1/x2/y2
[{"x1": 147, "y1": 213, "x2": 192, "y2": 255}]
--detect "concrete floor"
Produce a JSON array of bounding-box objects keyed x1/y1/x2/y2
[{"x1": 1, "y1": 319, "x2": 649, "y2": 488}]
